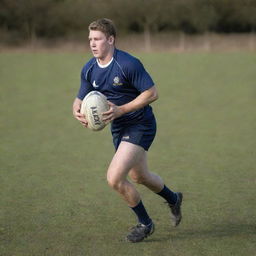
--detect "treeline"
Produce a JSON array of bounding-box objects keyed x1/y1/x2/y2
[{"x1": 1, "y1": 0, "x2": 256, "y2": 44}]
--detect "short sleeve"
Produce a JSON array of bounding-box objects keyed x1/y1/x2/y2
[
  {"x1": 126, "y1": 58, "x2": 154, "y2": 92},
  {"x1": 77, "y1": 66, "x2": 93, "y2": 100}
]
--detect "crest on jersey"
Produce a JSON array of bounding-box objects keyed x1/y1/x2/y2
[{"x1": 113, "y1": 76, "x2": 123, "y2": 86}]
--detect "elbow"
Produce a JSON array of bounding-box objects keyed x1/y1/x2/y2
[
  {"x1": 151, "y1": 89, "x2": 158, "y2": 102},
  {"x1": 145, "y1": 86, "x2": 158, "y2": 104},
  {"x1": 154, "y1": 91, "x2": 159, "y2": 101}
]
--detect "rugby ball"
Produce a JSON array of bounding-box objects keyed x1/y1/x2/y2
[{"x1": 80, "y1": 91, "x2": 109, "y2": 131}]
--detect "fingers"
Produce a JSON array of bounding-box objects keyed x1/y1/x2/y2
[
  {"x1": 73, "y1": 110, "x2": 88, "y2": 127},
  {"x1": 102, "y1": 101, "x2": 114, "y2": 114},
  {"x1": 102, "y1": 109, "x2": 114, "y2": 122},
  {"x1": 103, "y1": 115, "x2": 114, "y2": 122},
  {"x1": 102, "y1": 101, "x2": 124, "y2": 122},
  {"x1": 102, "y1": 112, "x2": 114, "y2": 122},
  {"x1": 102, "y1": 101, "x2": 114, "y2": 121},
  {"x1": 107, "y1": 101, "x2": 115, "y2": 107},
  {"x1": 102, "y1": 109, "x2": 113, "y2": 115}
]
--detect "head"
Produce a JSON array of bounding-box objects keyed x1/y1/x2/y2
[{"x1": 88, "y1": 18, "x2": 116, "y2": 61}]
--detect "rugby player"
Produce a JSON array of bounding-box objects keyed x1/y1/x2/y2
[{"x1": 72, "y1": 18, "x2": 183, "y2": 243}]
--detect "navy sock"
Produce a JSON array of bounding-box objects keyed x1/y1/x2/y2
[
  {"x1": 157, "y1": 185, "x2": 177, "y2": 205},
  {"x1": 130, "y1": 201, "x2": 152, "y2": 226}
]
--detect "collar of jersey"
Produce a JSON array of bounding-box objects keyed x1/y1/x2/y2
[{"x1": 96, "y1": 57, "x2": 113, "y2": 68}]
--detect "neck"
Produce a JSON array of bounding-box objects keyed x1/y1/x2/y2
[{"x1": 97, "y1": 47, "x2": 115, "y2": 65}]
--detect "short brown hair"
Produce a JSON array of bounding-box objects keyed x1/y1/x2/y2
[{"x1": 88, "y1": 18, "x2": 116, "y2": 39}]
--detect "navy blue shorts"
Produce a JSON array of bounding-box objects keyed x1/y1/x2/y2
[{"x1": 111, "y1": 117, "x2": 157, "y2": 151}]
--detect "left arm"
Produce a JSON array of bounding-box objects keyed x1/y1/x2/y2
[{"x1": 102, "y1": 85, "x2": 158, "y2": 122}]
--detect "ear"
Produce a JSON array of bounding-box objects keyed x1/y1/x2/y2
[{"x1": 108, "y1": 35, "x2": 115, "y2": 45}]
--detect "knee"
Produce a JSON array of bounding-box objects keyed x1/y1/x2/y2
[
  {"x1": 107, "y1": 174, "x2": 123, "y2": 191},
  {"x1": 107, "y1": 177, "x2": 119, "y2": 190},
  {"x1": 130, "y1": 173, "x2": 146, "y2": 185}
]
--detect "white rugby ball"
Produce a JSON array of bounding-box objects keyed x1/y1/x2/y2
[{"x1": 80, "y1": 91, "x2": 109, "y2": 131}]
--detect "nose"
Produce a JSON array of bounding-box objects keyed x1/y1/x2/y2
[{"x1": 90, "y1": 39, "x2": 96, "y2": 48}]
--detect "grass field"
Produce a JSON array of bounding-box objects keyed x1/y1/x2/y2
[{"x1": 0, "y1": 51, "x2": 255, "y2": 256}]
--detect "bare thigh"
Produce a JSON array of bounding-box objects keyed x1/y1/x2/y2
[{"x1": 107, "y1": 141, "x2": 145, "y2": 187}]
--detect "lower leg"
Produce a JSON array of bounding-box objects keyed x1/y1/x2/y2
[
  {"x1": 132, "y1": 171, "x2": 178, "y2": 205},
  {"x1": 129, "y1": 164, "x2": 178, "y2": 205},
  {"x1": 110, "y1": 179, "x2": 140, "y2": 207},
  {"x1": 157, "y1": 185, "x2": 178, "y2": 205},
  {"x1": 108, "y1": 179, "x2": 152, "y2": 225},
  {"x1": 137, "y1": 171, "x2": 164, "y2": 193}
]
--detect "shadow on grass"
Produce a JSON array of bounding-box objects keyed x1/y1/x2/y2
[
  {"x1": 142, "y1": 223, "x2": 256, "y2": 243},
  {"x1": 171, "y1": 223, "x2": 256, "y2": 240}
]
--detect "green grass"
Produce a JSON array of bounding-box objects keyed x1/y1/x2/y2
[{"x1": 0, "y1": 51, "x2": 255, "y2": 256}]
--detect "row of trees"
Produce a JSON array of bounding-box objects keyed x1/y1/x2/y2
[{"x1": 1, "y1": 0, "x2": 256, "y2": 44}]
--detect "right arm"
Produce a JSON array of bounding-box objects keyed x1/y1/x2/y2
[
  {"x1": 72, "y1": 97, "x2": 88, "y2": 127},
  {"x1": 73, "y1": 62, "x2": 94, "y2": 127}
]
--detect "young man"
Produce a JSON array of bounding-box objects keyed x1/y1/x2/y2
[{"x1": 73, "y1": 18, "x2": 183, "y2": 243}]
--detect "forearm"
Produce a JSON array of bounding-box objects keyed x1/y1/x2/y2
[{"x1": 119, "y1": 86, "x2": 158, "y2": 115}]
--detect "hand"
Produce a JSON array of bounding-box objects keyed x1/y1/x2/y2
[
  {"x1": 102, "y1": 101, "x2": 124, "y2": 122},
  {"x1": 74, "y1": 110, "x2": 88, "y2": 128},
  {"x1": 72, "y1": 98, "x2": 88, "y2": 128}
]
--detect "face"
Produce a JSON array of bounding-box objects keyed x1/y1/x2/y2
[{"x1": 88, "y1": 30, "x2": 114, "y2": 60}]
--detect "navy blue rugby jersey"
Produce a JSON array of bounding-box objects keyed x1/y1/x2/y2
[{"x1": 77, "y1": 48, "x2": 155, "y2": 125}]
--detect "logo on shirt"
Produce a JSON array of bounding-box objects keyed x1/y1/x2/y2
[
  {"x1": 113, "y1": 76, "x2": 123, "y2": 86},
  {"x1": 92, "y1": 80, "x2": 99, "y2": 88}
]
